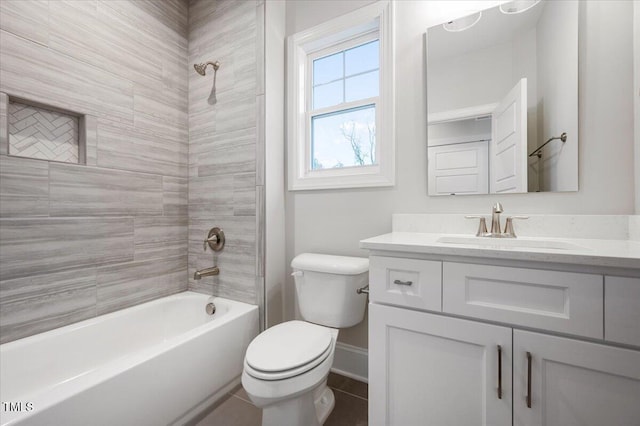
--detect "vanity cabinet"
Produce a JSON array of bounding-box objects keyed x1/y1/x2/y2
[
  {"x1": 513, "y1": 330, "x2": 640, "y2": 426},
  {"x1": 369, "y1": 303, "x2": 512, "y2": 426},
  {"x1": 367, "y1": 256, "x2": 640, "y2": 426}
]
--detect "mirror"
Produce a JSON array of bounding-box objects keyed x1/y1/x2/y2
[{"x1": 426, "y1": 0, "x2": 579, "y2": 195}]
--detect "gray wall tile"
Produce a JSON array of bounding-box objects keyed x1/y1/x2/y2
[
  {"x1": 163, "y1": 176, "x2": 188, "y2": 216},
  {"x1": 49, "y1": 164, "x2": 164, "y2": 217},
  {"x1": 0, "y1": 268, "x2": 96, "y2": 344},
  {"x1": 0, "y1": 0, "x2": 190, "y2": 344},
  {"x1": 0, "y1": 92, "x2": 8, "y2": 155},
  {"x1": 0, "y1": 0, "x2": 50, "y2": 46},
  {"x1": 0, "y1": 156, "x2": 49, "y2": 217},
  {"x1": 97, "y1": 255, "x2": 187, "y2": 315},
  {"x1": 0, "y1": 217, "x2": 134, "y2": 281}
]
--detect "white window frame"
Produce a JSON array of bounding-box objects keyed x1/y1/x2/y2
[{"x1": 287, "y1": 1, "x2": 395, "y2": 191}]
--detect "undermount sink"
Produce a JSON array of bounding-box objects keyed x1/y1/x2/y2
[{"x1": 436, "y1": 236, "x2": 588, "y2": 251}]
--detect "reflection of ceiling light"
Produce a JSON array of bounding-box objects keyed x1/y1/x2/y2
[
  {"x1": 442, "y1": 11, "x2": 482, "y2": 32},
  {"x1": 499, "y1": 0, "x2": 542, "y2": 14}
]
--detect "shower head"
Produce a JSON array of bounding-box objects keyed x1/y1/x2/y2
[
  {"x1": 194, "y1": 63, "x2": 206, "y2": 75},
  {"x1": 193, "y1": 61, "x2": 220, "y2": 76}
]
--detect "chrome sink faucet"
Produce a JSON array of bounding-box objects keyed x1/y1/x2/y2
[
  {"x1": 466, "y1": 203, "x2": 528, "y2": 238},
  {"x1": 490, "y1": 202, "x2": 504, "y2": 234}
]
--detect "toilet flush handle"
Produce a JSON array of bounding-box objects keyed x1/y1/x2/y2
[{"x1": 291, "y1": 271, "x2": 303, "y2": 277}]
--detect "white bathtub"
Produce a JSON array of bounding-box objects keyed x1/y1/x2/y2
[{"x1": 0, "y1": 292, "x2": 259, "y2": 426}]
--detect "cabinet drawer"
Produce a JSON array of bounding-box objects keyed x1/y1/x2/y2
[
  {"x1": 605, "y1": 276, "x2": 640, "y2": 347},
  {"x1": 443, "y1": 262, "x2": 603, "y2": 339},
  {"x1": 370, "y1": 256, "x2": 442, "y2": 311}
]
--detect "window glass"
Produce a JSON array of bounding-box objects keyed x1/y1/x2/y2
[
  {"x1": 345, "y1": 70, "x2": 379, "y2": 102},
  {"x1": 311, "y1": 105, "x2": 376, "y2": 170},
  {"x1": 345, "y1": 40, "x2": 379, "y2": 76},
  {"x1": 313, "y1": 52, "x2": 343, "y2": 85},
  {"x1": 313, "y1": 81, "x2": 343, "y2": 110}
]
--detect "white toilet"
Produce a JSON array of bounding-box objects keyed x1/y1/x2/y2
[{"x1": 241, "y1": 253, "x2": 369, "y2": 426}]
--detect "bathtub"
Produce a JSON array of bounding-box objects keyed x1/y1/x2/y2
[{"x1": 0, "y1": 292, "x2": 259, "y2": 426}]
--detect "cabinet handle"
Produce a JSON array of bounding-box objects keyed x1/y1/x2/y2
[
  {"x1": 497, "y1": 345, "x2": 503, "y2": 399},
  {"x1": 526, "y1": 352, "x2": 532, "y2": 408},
  {"x1": 393, "y1": 279, "x2": 413, "y2": 286}
]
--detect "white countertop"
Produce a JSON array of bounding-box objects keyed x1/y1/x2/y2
[{"x1": 360, "y1": 232, "x2": 640, "y2": 270}]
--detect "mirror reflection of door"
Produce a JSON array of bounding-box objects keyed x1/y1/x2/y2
[{"x1": 491, "y1": 78, "x2": 527, "y2": 194}]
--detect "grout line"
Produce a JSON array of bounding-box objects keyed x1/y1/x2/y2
[{"x1": 330, "y1": 386, "x2": 369, "y2": 402}]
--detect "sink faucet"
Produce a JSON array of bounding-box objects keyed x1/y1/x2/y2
[
  {"x1": 491, "y1": 202, "x2": 504, "y2": 234},
  {"x1": 466, "y1": 203, "x2": 528, "y2": 238},
  {"x1": 193, "y1": 266, "x2": 220, "y2": 280}
]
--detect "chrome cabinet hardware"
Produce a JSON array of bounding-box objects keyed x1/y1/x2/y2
[
  {"x1": 204, "y1": 227, "x2": 225, "y2": 251},
  {"x1": 393, "y1": 279, "x2": 413, "y2": 286},
  {"x1": 497, "y1": 345, "x2": 503, "y2": 399},
  {"x1": 526, "y1": 351, "x2": 533, "y2": 408}
]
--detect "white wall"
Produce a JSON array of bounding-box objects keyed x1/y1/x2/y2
[
  {"x1": 265, "y1": 0, "x2": 286, "y2": 328},
  {"x1": 635, "y1": 1, "x2": 640, "y2": 214},
  {"x1": 284, "y1": 0, "x2": 636, "y2": 349},
  {"x1": 536, "y1": 0, "x2": 579, "y2": 191}
]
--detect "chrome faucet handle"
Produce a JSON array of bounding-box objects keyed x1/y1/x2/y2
[
  {"x1": 465, "y1": 215, "x2": 488, "y2": 237},
  {"x1": 504, "y1": 216, "x2": 529, "y2": 238},
  {"x1": 203, "y1": 227, "x2": 225, "y2": 252}
]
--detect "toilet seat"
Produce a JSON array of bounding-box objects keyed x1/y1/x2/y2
[{"x1": 245, "y1": 321, "x2": 333, "y2": 381}]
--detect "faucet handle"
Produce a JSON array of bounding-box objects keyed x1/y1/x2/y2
[
  {"x1": 504, "y1": 216, "x2": 529, "y2": 238},
  {"x1": 465, "y1": 215, "x2": 488, "y2": 237}
]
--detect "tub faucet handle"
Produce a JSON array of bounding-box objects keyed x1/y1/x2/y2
[{"x1": 203, "y1": 227, "x2": 225, "y2": 252}]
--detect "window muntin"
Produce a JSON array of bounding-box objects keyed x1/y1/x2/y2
[
  {"x1": 309, "y1": 37, "x2": 380, "y2": 172},
  {"x1": 311, "y1": 39, "x2": 380, "y2": 110}
]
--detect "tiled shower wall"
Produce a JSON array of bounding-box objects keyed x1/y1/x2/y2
[
  {"x1": 0, "y1": 0, "x2": 189, "y2": 344},
  {"x1": 187, "y1": 0, "x2": 264, "y2": 308}
]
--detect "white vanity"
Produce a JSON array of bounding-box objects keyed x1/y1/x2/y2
[{"x1": 361, "y1": 214, "x2": 640, "y2": 426}]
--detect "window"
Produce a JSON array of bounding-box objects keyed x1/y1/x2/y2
[{"x1": 287, "y1": 1, "x2": 394, "y2": 190}]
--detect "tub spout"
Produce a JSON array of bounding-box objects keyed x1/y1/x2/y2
[{"x1": 193, "y1": 266, "x2": 219, "y2": 280}]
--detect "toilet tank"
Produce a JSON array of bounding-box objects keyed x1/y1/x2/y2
[{"x1": 291, "y1": 253, "x2": 368, "y2": 328}]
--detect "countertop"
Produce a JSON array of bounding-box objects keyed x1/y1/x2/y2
[{"x1": 360, "y1": 232, "x2": 640, "y2": 270}]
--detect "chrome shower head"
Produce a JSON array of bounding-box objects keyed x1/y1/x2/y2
[
  {"x1": 193, "y1": 61, "x2": 220, "y2": 76},
  {"x1": 194, "y1": 63, "x2": 207, "y2": 75}
]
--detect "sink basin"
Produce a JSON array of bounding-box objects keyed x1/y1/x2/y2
[{"x1": 436, "y1": 236, "x2": 587, "y2": 251}]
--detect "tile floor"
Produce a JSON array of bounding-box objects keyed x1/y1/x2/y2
[{"x1": 194, "y1": 373, "x2": 368, "y2": 426}]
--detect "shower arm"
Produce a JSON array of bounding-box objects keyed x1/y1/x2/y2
[{"x1": 194, "y1": 61, "x2": 220, "y2": 76}]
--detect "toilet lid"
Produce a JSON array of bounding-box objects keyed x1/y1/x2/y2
[{"x1": 245, "y1": 321, "x2": 332, "y2": 374}]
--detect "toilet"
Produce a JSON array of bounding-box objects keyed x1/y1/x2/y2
[{"x1": 241, "y1": 253, "x2": 369, "y2": 426}]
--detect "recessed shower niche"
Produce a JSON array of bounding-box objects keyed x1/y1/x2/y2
[{"x1": 0, "y1": 92, "x2": 93, "y2": 165}]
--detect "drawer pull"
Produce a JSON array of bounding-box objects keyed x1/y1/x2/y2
[
  {"x1": 393, "y1": 279, "x2": 413, "y2": 286},
  {"x1": 526, "y1": 351, "x2": 532, "y2": 408},
  {"x1": 497, "y1": 345, "x2": 503, "y2": 399}
]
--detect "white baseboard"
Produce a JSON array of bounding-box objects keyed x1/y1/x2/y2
[{"x1": 331, "y1": 342, "x2": 368, "y2": 383}]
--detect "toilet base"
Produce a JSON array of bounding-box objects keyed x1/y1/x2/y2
[{"x1": 260, "y1": 381, "x2": 335, "y2": 426}]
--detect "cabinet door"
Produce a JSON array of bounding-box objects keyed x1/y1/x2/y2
[
  {"x1": 513, "y1": 330, "x2": 640, "y2": 426},
  {"x1": 369, "y1": 303, "x2": 512, "y2": 426}
]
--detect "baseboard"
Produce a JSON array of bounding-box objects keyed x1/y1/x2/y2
[{"x1": 331, "y1": 342, "x2": 368, "y2": 383}]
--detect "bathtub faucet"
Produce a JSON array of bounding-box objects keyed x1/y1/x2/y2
[{"x1": 193, "y1": 266, "x2": 220, "y2": 280}]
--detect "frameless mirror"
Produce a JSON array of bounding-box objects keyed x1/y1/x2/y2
[{"x1": 426, "y1": 0, "x2": 579, "y2": 195}]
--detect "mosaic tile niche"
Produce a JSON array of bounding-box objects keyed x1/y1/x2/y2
[{"x1": 8, "y1": 100, "x2": 79, "y2": 163}]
